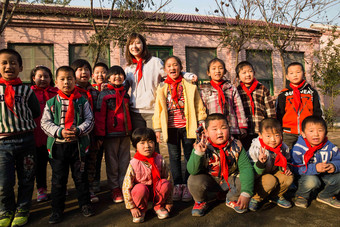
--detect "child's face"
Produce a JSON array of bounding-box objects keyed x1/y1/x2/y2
[
  {"x1": 207, "y1": 61, "x2": 225, "y2": 83},
  {"x1": 238, "y1": 65, "x2": 254, "y2": 86},
  {"x1": 165, "y1": 58, "x2": 181, "y2": 80},
  {"x1": 136, "y1": 139, "x2": 155, "y2": 157},
  {"x1": 0, "y1": 53, "x2": 22, "y2": 81},
  {"x1": 92, "y1": 66, "x2": 107, "y2": 84},
  {"x1": 75, "y1": 66, "x2": 91, "y2": 84},
  {"x1": 301, "y1": 122, "x2": 326, "y2": 147},
  {"x1": 205, "y1": 119, "x2": 229, "y2": 145},
  {"x1": 108, "y1": 74, "x2": 124, "y2": 86},
  {"x1": 259, "y1": 128, "x2": 282, "y2": 148},
  {"x1": 33, "y1": 69, "x2": 51, "y2": 89},
  {"x1": 56, "y1": 71, "x2": 76, "y2": 96},
  {"x1": 129, "y1": 38, "x2": 143, "y2": 59},
  {"x1": 286, "y1": 65, "x2": 304, "y2": 86}
]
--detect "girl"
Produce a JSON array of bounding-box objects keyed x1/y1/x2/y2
[
  {"x1": 30, "y1": 65, "x2": 58, "y2": 202},
  {"x1": 152, "y1": 56, "x2": 207, "y2": 202},
  {"x1": 122, "y1": 128, "x2": 173, "y2": 223}
]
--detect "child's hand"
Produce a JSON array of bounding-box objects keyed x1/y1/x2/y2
[
  {"x1": 316, "y1": 163, "x2": 328, "y2": 173},
  {"x1": 156, "y1": 131, "x2": 161, "y2": 143},
  {"x1": 237, "y1": 195, "x2": 250, "y2": 209},
  {"x1": 191, "y1": 75, "x2": 198, "y2": 83},
  {"x1": 193, "y1": 136, "x2": 207, "y2": 153},
  {"x1": 61, "y1": 128, "x2": 77, "y2": 141},
  {"x1": 239, "y1": 128, "x2": 247, "y2": 138},
  {"x1": 130, "y1": 208, "x2": 141, "y2": 218},
  {"x1": 258, "y1": 147, "x2": 268, "y2": 164},
  {"x1": 325, "y1": 163, "x2": 335, "y2": 173},
  {"x1": 284, "y1": 168, "x2": 292, "y2": 176},
  {"x1": 165, "y1": 204, "x2": 173, "y2": 213}
]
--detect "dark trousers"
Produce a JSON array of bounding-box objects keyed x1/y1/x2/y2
[
  {"x1": 93, "y1": 145, "x2": 104, "y2": 185},
  {"x1": 240, "y1": 133, "x2": 258, "y2": 152},
  {"x1": 36, "y1": 145, "x2": 50, "y2": 189},
  {"x1": 283, "y1": 133, "x2": 299, "y2": 150},
  {"x1": 50, "y1": 142, "x2": 90, "y2": 213}
]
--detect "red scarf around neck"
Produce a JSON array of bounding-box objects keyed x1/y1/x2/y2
[
  {"x1": 164, "y1": 75, "x2": 183, "y2": 104},
  {"x1": 107, "y1": 84, "x2": 126, "y2": 115},
  {"x1": 57, "y1": 88, "x2": 82, "y2": 129},
  {"x1": 303, "y1": 137, "x2": 328, "y2": 173},
  {"x1": 77, "y1": 85, "x2": 93, "y2": 110},
  {"x1": 92, "y1": 83, "x2": 102, "y2": 92},
  {"x1": 289, "y1": 80, "x2": 306, "y2": 112},
  {"x1": 210, "y1": 80, "x2": 226, "y2": 113},
  {"x1": 0, "y1": 77, "x2": 22, "y2": 117},
  {"x1": 259, "y1": 138, "x2": 286, "y2": 172},
  {"x1": 240, "y1": 78, "x2": 259, "y2": 116},
  {"x1": 132, "y1": 58, "x2": 144, "y2": 85},
  {"x1": 32, "y1": 85, "x2": 52, "y2": 102}
]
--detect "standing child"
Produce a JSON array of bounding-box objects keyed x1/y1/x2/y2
[
  {"x1": 0, "y1": 49, "x2": 40, "y2": 227},
  {"x1": 92, "y1": 62, "x2": 108, "y2": 92},
  {"x1": 187, "y1": 113, "x2": 254, "y2": 216},
  {"x1": 41, "y1": 66, "x2": 95, "y2": 224},
  {"x1": 236, "y1": 61, "x2": 276, "y2": 151},
  {"x1": 276, "y1": 62, "x2": 323, "y2": 150},
  {"x1": 248, "y1": 118, "x2": 293, "y2": 211},
  {"x1": 95, "y1": 66, "x2": 132, "y2": 203},
  {"x1": 200, "y1": 58, "x2": 247, "y2": 139},
  {"x1": 153, "y1": 56, "x2": 207, "y2": 202},
  {"x1": 122, "y1": 128, "x2": 173, "y2": 223},
  {"x1": 30, "y1": 66, "x2": 58, "y2": 202},
  {"x1": 291, "y1": 116, "x2": 340, "y2": 209}
]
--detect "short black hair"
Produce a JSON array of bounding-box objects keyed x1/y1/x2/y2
[
  {"x1": 235, "y1": 61, "x2": 255, "y2": 78},
  {"x1": 107, "y1": 65, "x2": 126, "y2": 80},
  {"x1": 259, "y1": 118, "x2": 282, "y2": 134},
  {"x1": 302, "y1": 116, "x2": 327, "y2": 134},
  {"x1": 30, "y1": 65, "x2": 55, "y2": 86},
  {"x1": 71, "y1": 59, "x2": 92, "y2": 75},
  {"x1": 164, "y1": 56, "x2": 183, "y2": 70},
  {"x1": 131, "y1": 128, "x2": 157, "y2": 149},
  {"x1": 207, "y1": 58, "x2": 226, "y2": 75},
  {"x1": 287, "y1": 62, "x2": 305, "y2": 73},
  {"x1": 205, "y1": 113, "x2": 228, "y2": 128},
  {"x1": 56, "y1": 66, "x2": 75, "y2": 79},
  {"x1": 0, "y1": 48, "x2": 23, "y2": 67},
  {"x1": 93, "y1": 62, "x2": 108, "y2": 72}
]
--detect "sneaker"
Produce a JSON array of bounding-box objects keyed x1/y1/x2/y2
[
  {"x1": 274, "y1": 197, "x2": 292, "y2": 208},
  {"x1": 132, "y1": 212, "x2": 145, "y2": 223},
  {"x1": 316, "y1": 196, "x2": 340, "y2": 209},
  {"x1": 48, "y1": 212, "x2": 62, "y2": 224},
  {"x1": 11, "y1": 209, "x2": 29, "y2": 227},
  {"x1": 155, "y1": 208, "x2": 169, "y2": 219},
  {"x1": 173, "y1": 184, "x2": 182, "y2": 201},
  {"x1": 294, "y1": 196, "x2": 308, "y2": 208},
  {"x1": 37, "y1": 188, "x2": 48, "y2": 202},
  {"x1": 81, "y1": 204, "x2": 95, "y2": 217},
  {"x1": 248, "y1": 198, "x2": 260, "y2": 212},
  {"x1": 90, "y1": 191, "x2": 99, "y2": 203},
  {"x1": 111, "y1": 188, "x2": 124, "y2": 203},
  {"x1": 0, "y1": 211, "x2": 14, "y2": 227},
  {"x1": 181, "y1": 185, "x2": 192, "y2": 202},
  {"x1": 225, "y1": 198, "x2": 247, "y2": 213},
  {"x1": 191, "y1": 202, "x2": 207, "y2": 217}
]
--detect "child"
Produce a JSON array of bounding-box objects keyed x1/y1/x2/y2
[
  {"x1": 0, "y1": 49, "x2": 40, "y2": 227},
  {"x1": 200, "y1": 58, "x2": 247, "y2": 139},
  {"x1": 30, "y1": 65, "x2": 58, "y2": 202},
  {"x1": 41, "y1": 66, "x2": 95, "y2": 224},
  {"x1": 248, "y1": 118, "x2": 293, "y2": 211},
  {"x1": 276, "y1": 62, "x2": 323, "y2": 150},
  {"x1": 236, "y1": 61, "x2": 276, "y2": 151},
  {"x1": 122, "y1": 128, "x2": 173, "y2": 223},
  {"x1": 187, "y1": 113, "x2": 254, "y2": 217},
  {"x1": 92, "y1": 62, "x2": 108, "y2": 92},
  {"x1": 291, "y1": 116, "x2": 340, "y2": 209},
  {"x1": 152, "y1": 56, "x2": 207, "y2": 202},
  {"x1": 95, "y1": 66, "x2": 132, "y2": 203}
]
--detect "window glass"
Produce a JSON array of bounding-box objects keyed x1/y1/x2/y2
[{"x1": 186, "y1": 47, "x2": 216, "y2": 82}]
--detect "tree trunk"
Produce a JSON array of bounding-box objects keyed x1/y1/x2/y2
[{"x1": 279, "y1": 50, "x2": 286, "y2": 88}]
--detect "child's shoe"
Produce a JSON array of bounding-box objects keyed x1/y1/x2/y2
[
  {"x1": 273, "y1": 196, "x2": 292, "y2": 208},
  {"x1": 11, "y1": 208, "x2": 29, "y2": 227},
  {"x1": 316, "y1": 196, "x2": 340, "y2": 209},
  {"x1": 181, "y1": 185, "x2": 192, "y2": 202},
  {"x1": 0, "y1": 211, "x2": 14, "y2": 227},
  {"x1": 37, "y1": 188, "x2": 48, "y2": 202},
  {"x1": 48, "y1": 212, "x2": 62, "y2": 224},
  {"x1": 155, "y1": 208, "x2": 169, "y2": 219},
  {"x1": 132, "y1": 212, "x2": 145, "y2": 223},
  {"x1": 294, "y1": 196, "x2": 308, "y2": 208},
  {"x1": 81, "y1": 204, "x2": 95, "y2": 217},
  {"x1": 248, "y1": 198, "x2": 260, "y2": 212},
  {"x1": 111, "y1": 188, "x2": 124, "y2": 203},
  {"x1": 90, "y1": 191, "x2": 99, "y2": 203},
  {"x1": 173, "y1": 184, "x2": 182, "y2": 201},
  {"x1": 191, "y1": 202, "x2": 207, "y2": 217},
  {"x1": 225, "y1": 198, "x2": 247, "y2": 213}
]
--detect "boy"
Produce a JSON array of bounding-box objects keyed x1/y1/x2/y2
[
  {"x1": 0, "y1": 49, "x2": 40, "y2": 227},
  {"x1": 276, "y1": 62, "x2": 323, "y2": 150},
  {"x1": 291, "y1": 116, "x2": 340, "y2": 209},
  {"x1": 187, "y1": 113, "x2": 254, "y2": 217},
  {"x1": 41, "y1": 66, "x2": 95, "y2": 224},
  {"x1": 248, "y1": 118, "x2": 293, "y2": 211},
  {"x1": 92, "y1": 62, "x2": 108, "y2": 92}
]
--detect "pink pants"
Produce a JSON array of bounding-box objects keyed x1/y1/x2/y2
[{"x1": 131, "y1": 179, "x2": 172, "y2": 212}]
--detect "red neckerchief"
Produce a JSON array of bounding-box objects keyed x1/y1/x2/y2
[
  {"x1": 208, "y1": 138, "x2": 231, "y2": 189},
  {"x1": 107, "y1": 84, "x2": 126, "y2": 115},
  {"x1": 132, "y1": 58, "x2": 143, "y2": 85},
  {"x1": 31, "y1": 85, "x2": 53, "y2": 102},
  {"x1": 0, "y1": 77, "x2": 22, "y2": 117},
  {"x1": 289, "y1": 80, "x2": 306, "y2": 112},
  {"x1": 133, "y1": 151, "x2": 161, "y2": 196},
  {"x1": 57, "y1": 88, "x2": 82, "y2": 129},
  {"x1": 303, "y1": 137, "x2": 328, "y2": 173},
  {"x1": 164, "y1": 75, "x2": 183, "y2": 104},
  {"x1": 210, "y1": 80, "x2": 226, "y2": 113},
  {"x1": 77, "y1": 85, "x2": 93, "y2": 110},
  {"x1": 240, "y1": 78, "x2": 259, "y2": 116},
  {"x1": 259, "y1": 138, "x2": 286, "y2": 172},
  {"x1": 92, "y1": 83, "x2": 102, "y2": 92}
]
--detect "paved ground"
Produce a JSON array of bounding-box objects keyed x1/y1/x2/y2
[{"x1": 25, "y1": 129, "x2": 340, "y2": 226}]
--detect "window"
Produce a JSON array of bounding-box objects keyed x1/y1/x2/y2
[
  {"x1": 148, "y1": 46, "x2": 173, "y2": 63},
  {"x1": 186, "y1": 47, "x2": 216, "y2": 83},
  {"x1": 8, "y1": 44, "x2": 54, "y2": 82},
  {"x1": 246, "y1": 50, "x2": 273, "y2": 95},
  {"x1": 69, "y1": 44, "x2": 110, "y2": 67}
]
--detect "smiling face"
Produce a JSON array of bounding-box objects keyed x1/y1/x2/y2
[
  {"x1": 33, "y1": 69, "x2": 51, "y2": 89},
  {"x1": 56, "y1": 70, "x2": 76, "y2": 96},
  {"x1": 136, "y1": 139, "x2": 155, "y2": 157},
  {"x1": 259, "y1": 128, "x2": 282, "y2": 148},
  {"x1": 0, "y1": 53, "x2": 22, "y2": 81},
  {"x1": 108, "y1": 73, "x2": 124, "y2": 86},
  {"x1": 238, "y1": 65, "x2": 254, "y2": 86},
  {"x1": 302, "y1": 122, "x2": 327, "y2": 147},
  {"x1": 207, "y1": 61, "x2": 225, "y2": 83},
  {"x1": 164, "y1": 57, "x2": 182, "y2": 80},
  {"x1": 75, "y1": 66, "x2": 91, "y2": 86},
  {"x1": 92, "y1": 66, "x2": 107, "y2": 84},
  {"x1": 129, "y1": 37, "x2": 144, "y2": 60},
  {"x1": 205, "y1": 119, "x2": 229, "y2": 145},
  {"x1": 286, "y1": 65, "x2": 304, "y2": 86}
]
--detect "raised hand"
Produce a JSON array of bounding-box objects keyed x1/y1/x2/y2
[{"x1": 258, "y1": 147, "x2": 268, "y2": 164}]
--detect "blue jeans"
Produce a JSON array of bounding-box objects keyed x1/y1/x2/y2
[
  {"x1": 296, "y1": 172, "x2": 340, "y2": 199},
  {"x1": 0, "y1": 133, "x2": 36, "y2": 214},
  {"x1": 167, "y1": 128, "x2": 195, "y2": 185}
]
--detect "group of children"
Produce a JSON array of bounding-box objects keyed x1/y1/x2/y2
[{"x1": 0, "y1": 35, "x2": 339, "y2": 226}]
